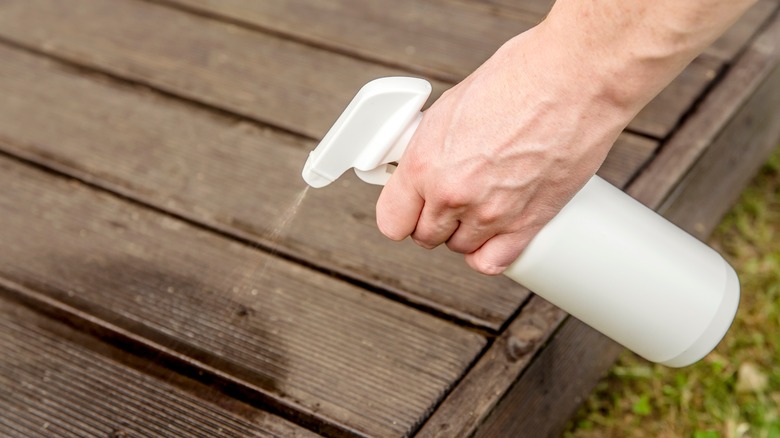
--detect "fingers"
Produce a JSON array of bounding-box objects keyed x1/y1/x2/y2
[
  {"x1": 377, "y1": 169, "x2": 462, "y2": 248},
  {"x1": 410, "y1": 204, "x2": 460, "y2": 249},
  {"x1": 376, "y1": 167, "x2": 424, "y2": 241},
  {"x1": 464, "y1": 233, "x2": 531, "y2": 275}
]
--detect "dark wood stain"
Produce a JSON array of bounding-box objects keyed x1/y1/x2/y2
[
  {"x1": 0, "y1": 156, "x2": 485, "y2": 437},
  {"x1": 0, "y1": 293, "x2": 319, "y2": 438}
]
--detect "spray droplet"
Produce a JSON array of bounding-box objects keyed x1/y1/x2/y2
[{"x1": 251, "y1": 186, "x2": 311, "y2": 284}]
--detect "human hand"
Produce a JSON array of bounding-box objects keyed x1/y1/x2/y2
[
  {"x1": 375, "y1": 28, "x2": 636, "y2": 275},
  {"x1": 375, "y1": 0, "x2": 753, "y2": 276}
]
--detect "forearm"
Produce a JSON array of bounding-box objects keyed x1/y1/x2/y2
[{"x1": 534, "y1": 0, "x2": 757, "y2": 113}]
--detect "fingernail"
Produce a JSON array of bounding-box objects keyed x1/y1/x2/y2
[
  {"x1": 482, "y1": 264, "x2": 507, "y2": 276},
  {"x1": 412, "y1": 238, "x2": 437, "y2": 250}
]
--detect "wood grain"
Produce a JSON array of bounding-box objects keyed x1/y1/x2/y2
[
  {"x1": 473, "y1": 318, "x2": 623, "y2": 438},
  {"x1": 631, "y1": 56, "x2": 721, "y2": 138},
  {"x1": 0, "y1": 43, "x2": 654, "y2": 330},
  {"x1": 462, "y1": 0, "x2": 555, "y2": 19},
  {"x1": 0, "y1": 295, "x2": 319, "y2": 438},
  {"x1": 0, "y1": 1, "x2": 772, "y2": 437},
  {"x1": 416, "y1": 296, "x2": 567, "y2": 437},
  {"x1": 0, "y1": 155, "x2": 486, "y2": 437},
  {"x1": 0, "y1": 0, "x2": 720, "y2": 139},
  {"x1": 160, "y1": 0, "x2": 728, "y2": 138},
  {"x1": 154, "y1": 0, "x2": 725, "y2": 139},
  {"x1": 156, "y1": 0, "x2": 541, "y2": 83},
  {"x1": 0, "y1": 0, "x2": 433, "y2": 140}
]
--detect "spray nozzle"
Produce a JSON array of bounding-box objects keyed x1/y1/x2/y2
[{"x1": 302, "y1": 77, "x2": 432, "y2": 188}]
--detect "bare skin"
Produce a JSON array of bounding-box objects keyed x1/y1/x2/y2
[{"x1": 376, "y1": 0, "x2": 757, "y2": 275}]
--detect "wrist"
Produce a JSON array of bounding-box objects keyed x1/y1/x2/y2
[
  {"x1": 530, "y1": 20, "x2": 680, "y2": 117},
  {"x1": 493, "y1": 27, "x2": 641, "y2": 133}
]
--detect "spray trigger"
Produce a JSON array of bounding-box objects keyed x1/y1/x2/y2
[{"x1": 302, "y1": 77, "x2": 431, "y2": 188}]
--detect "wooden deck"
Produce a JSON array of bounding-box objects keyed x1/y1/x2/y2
[{"x1": 0, "y1": 1, "x2": 778, "y2": 437}]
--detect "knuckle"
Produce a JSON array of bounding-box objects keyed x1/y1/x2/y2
[
  {"x1": 475, "y1": 206, "x2": 502, "y2": 226},
  {"x1": 435, "y1": 186, "x2": 469, "y2": 210}
]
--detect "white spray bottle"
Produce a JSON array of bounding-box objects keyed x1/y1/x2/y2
[{"x1": 301, "y1": 77, "x2": 739, "y2": 367}]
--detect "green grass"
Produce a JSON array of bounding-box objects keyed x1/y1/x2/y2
[{"x1": 566, "y1": 146, "x2": 780, "y2": 438}]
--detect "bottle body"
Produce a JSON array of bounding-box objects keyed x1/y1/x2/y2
[{"x1": 503, "y1": 175, "x2": 739, "y2": 367}]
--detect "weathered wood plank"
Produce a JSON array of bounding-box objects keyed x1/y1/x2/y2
[
  {"x1": 0, "y1": 0, "x2": 718, "y2": 139},
  {"x1": 0, "y1": 155, "x2": 486, "y2": 437},
  {"x1": 154, "y1": 0, "x2": 721, "y2": 139},
  {"x1": 473, "y1": 317, "x2": 623, "y2": 438},
  {"x1": 600, "y1": 135, "x2": 658, "y2": 188},
  {"x1": 156, "y1": 0, "x2": 541, "y2": 83},
  {"x1": 706, "y1": 0, "x2": 780, "y2": 62},
  {"x1": 631, "y1": 56, "x2": 721, "y2": 138},
  {"x1": 0, "y1": 295, "x2": 320, "y2": 438},
  {"x1": 460, "y1": 0, "x2": 555, "y2": 20},
  {"x1": 660, "y1": 57, "x2": 780, "y2": 239},
  {"x1": 0, "y1": 0, "x2": 433, "y2": 140},
  {"x1": 630, "y1": 12, "x2": 780, "y2": 210},
  {"x1": 416, "y1": 296, "x2": 567, "y2": 437},
  {"x1": 428, "y1": 13, "x2": 780, "y2": 438},
  {"x1": 0, "y1": 43, "x2": 653, "y2": 330}
]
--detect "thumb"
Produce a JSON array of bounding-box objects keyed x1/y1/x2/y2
[
  {"x1": 464, "y1": 233, "x2": 530, "y2": 275},
  {"x1": 376, "y1": 165, "x2": 424, "y2": 241}
]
